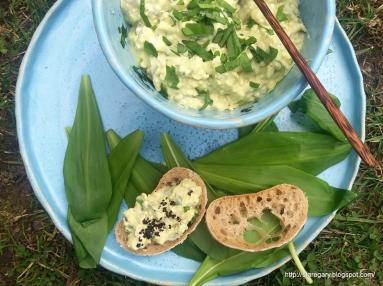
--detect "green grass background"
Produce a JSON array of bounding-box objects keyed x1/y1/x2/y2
[{"x1": 0, "y1": 0, "x2": 382, "y2": 285}]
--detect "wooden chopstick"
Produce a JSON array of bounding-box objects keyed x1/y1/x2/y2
[{"x1": 252, "y1": 0, "x2": 381, "y2": 170}]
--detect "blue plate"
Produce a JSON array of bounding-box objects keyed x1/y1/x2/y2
[{"x1": 16, "y1": 0, "x2": 364, "y2": 285}]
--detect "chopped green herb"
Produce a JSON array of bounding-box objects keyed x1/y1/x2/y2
[
  {"x1": 198, "y1": 2, "x2": 219, "y2": 9},
  {"x1": 239, "y1": 53, "x2": 253, "y2": 73},
  {"x1": 227, "y1": 30, "x2": 242, "y2": 60},
  {"x1": 241, "y1": 36, "x2": 257, "y2": 47},
  {"x1": 169, "y1": 15, "x2": 177, "y2": 26},
  {"x1": 172, "y1": 8, "x2": 199, "y2": 21},
  {"x1": 182, "y1": 22, "x2": 214, "y2": 37},
  {"x1": 144, "y1": 41, "x2": 158, "y2": 57},
  {"x1": 177, "y1": 0, "x2": 184, "y2": 5},
  {"x1": 276, "y1": 5, "x2": 288, "y2": 22},
  {"x1": 212, "y1": 25, "x2": 234, "y2": 48},
  {"x1": 216, "y1": 53, "x2": 239, "y2": 73},
  {"x1": 220, "y1": 53, "x2": 227, "y2": 63},
  {"x1": 186, "y1": 0, "x2": 199, "y2": 9},
  {"x1": 197, "y1": 89, "x2": 213, "y2": 110},
  {"x1": 326, "y1": 49, "x2": 334, "y2": 55},
  {"x1": 213, "y1": 50, "x2": 221, "y2": 57},
  {"x1": 232, "y1": 15, "x2": 242, "y2": 29},
  {"x1": 248, "y1": 18, "x2": 274, "y2": 35},
  {"x1": 165, "y1": 66, "x2": 179, "y2": 89},
  {"x1": 250, "y1": 46, "x2": 278, "y2": 64},
  {"x1": 132, "y1": 66, "x2": 155, "y2": 90},
  {"x1": 162, "y1": 36, "x2": 172, "y2": 46},
  {"x1": 177, "y1": 43, "x2": 188, "y2": 54},
  {"x1": 212, "y1": 28, "x2": 224, "y2": 45},
  {"x1": 160, "y1": 83, "x2": 169, "y2": 99},
  {"x1": 172, "y1": 10, "x2": 185, "y2": 21},
  {"x1": 118, "y1": 24, "x2": 128, "y2": 48},
  {"x1": 216, "y1": 52, "x2": 253, "y2": 73},
  {"x1": 216, "y1": 58, "x2": 240, "y2": 73},
  {"x1": 217, "y1": 0, "x2": 236, "y2": 13},
  {"x1": 249, "y1": 81, "x2": 260, "y2": 89},
  {"x1": 215, "y1": 65, "x2": 227, "y2": 73},
  {"x1": 246, "y1": 18, "x2": 256, "y2": 28},
  {"x1": 182, "y1": 40, "x2": 214, "y2": 61},
  {"x1": 201, "y1": 39, "x2": 210, "y2": 49},
  {"x1": 140, "y1": 0, "x2": 152, "y2": 28},
  {"x1": 265, "y1": 28, "x2": 275, "y2": 35},
  {"x1": 205, "y1": 11, "x2": 228, "y2": 24}
]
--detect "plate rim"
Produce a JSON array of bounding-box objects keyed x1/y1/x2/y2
[{"x1": 15, "y1": 0, "x2": 364, "y2": 283}]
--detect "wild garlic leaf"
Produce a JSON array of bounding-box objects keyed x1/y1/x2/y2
[
  {"x1": 165, "y1": 65, "x2": 179, "y2": 89},
  {"x1": 243, "y1": 209, "x2": 282, "y2": 244},
  {"x1": 289, "y1": 89, "x2": 346, "y2": 142},
  {"x1": 126, "y1": 156, "x2": 164, "y2": 206},
  {"x1": 67, "y1": 210, "x2": 109, "y2": 268},
  {"x1": 195, "y1": 132, "x2": 351, "y2": 175},
  {"x1": 64, "y1": 75, "x2": 112, "y2": 222},
  {"x1": 172, "y1": 238, "x2": 206, "y2": 262},
  {"x1": 238, "y1": 115, "x2": 278, "y2": 138},
  {"x1": 106, "y1": 129, "x2": 121, "y2": 150},
  {"x1": 63, "y1": 75, "x2": 112, "y2": 268},
  {"x1": 107, "y1": 130, "x2": 144, "y2": 231},
  {"x1": 188, "y1": 247, "x2": 289, "y2": 286},
  {"x1": 194, "y1": 164, "x2": 358, "y2": 216}
]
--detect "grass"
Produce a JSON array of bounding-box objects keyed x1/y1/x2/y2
[{"x1": 0, "y1": 0, "x2": 382, "y2": 285}]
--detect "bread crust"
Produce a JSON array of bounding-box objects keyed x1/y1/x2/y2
[
  {"x1": 115, "y1": 167, "x2": 207, "y2": 256},
  {"x1": 205, "y1": 184, "x2": 308, "y2": 252}
]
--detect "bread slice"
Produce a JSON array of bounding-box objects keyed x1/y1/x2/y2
[
  {"x1": 205, "y1": 184, "x2": 308, "y2": 252},
  {"x1": 115, "y1": 167, "x2": 207, "y2": 256}
]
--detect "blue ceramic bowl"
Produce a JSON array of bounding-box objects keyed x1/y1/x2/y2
[{"x1": 92, "y1": 0, "x2": 335, "y2": 129}]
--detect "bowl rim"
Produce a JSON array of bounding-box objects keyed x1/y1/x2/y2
[{"x1": 91, "y1": 0, "x2": 336, "y2": 129}]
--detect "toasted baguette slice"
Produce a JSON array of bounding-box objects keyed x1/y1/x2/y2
[
  {"x1": 206, "y1": 184, "x2": 308, "y2": 252},
  {"x1": 115, "y1": 167, "x2": 207, "y2": 256}
]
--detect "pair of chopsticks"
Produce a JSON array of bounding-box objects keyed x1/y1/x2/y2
[{"x1": 253, "y1": 0, "x2": 381, "y2": 171}]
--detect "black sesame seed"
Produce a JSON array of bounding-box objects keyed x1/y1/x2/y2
[{"x1": 142, "y1": 218, "x2": 149, "y2": 224}]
